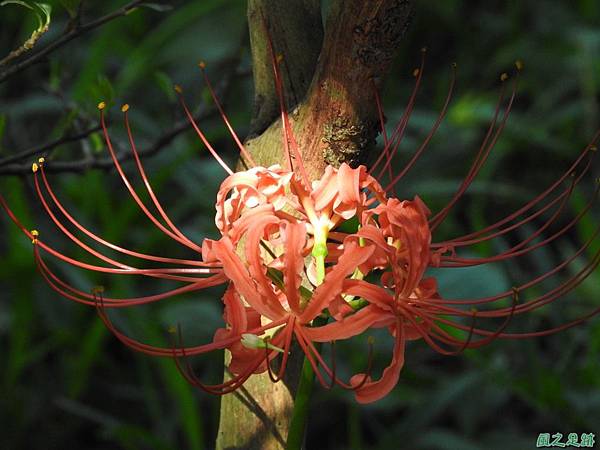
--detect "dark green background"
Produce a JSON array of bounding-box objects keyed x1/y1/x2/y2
[{"x1": 1, "y1": 1, "x2": 599, "y2": 449}]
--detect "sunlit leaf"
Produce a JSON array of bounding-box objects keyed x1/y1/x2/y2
[
  {"x1": 0, "y1": 0, "x2": 51, "y2": 66},
  {"x1": 138, "y1": 2, "x2": 173, "y2": 12}
]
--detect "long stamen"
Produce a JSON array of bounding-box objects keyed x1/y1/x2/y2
[
  {"x1": 441, "y1": 181, "x2": 599, "y2": 267},
  {"x1": 430, "y1": 66, "x2": 520, "y2": 231},
  {"x1": 325, "y1": 341, "x2": 337, "y2": 390},
  {"x1": 39, "y1": 163, "x2": 216, "y2": 267},
  {"x1": 432, "y1": 252, "x2": 600, "y2": 339},
  {"x1": 372, "y1": 78, "x2": 394, "y2": 192},
  {"x1": 99, "y1": 103, "x2": 205, "y2": 252},
  {"x1": 198, "y1": 62, "x2": 257, "y2": 167},
  {"x1": 432, "y1": 160, "x2": 589, "y2": 250},
  {"x1": 122, "y1": 105, "x2": 204, "y2": 249},
  {"x1": 428, "y1": 215, "x2": 600, "y2": 308},
  {"x1": 174, "y1": 88, "x2": 234, "y2": 175},
  {"x1": 371, "y1": 48, "x2": 427, "y2": 178},
  {"x1": 34, "y1": 169, "x2": 217, "y2": 283},
  {"x1": 95, "y1": 291, "x2": 288, "y2": 357},
  {"x1": 262, "y1": 14, "x2": 310, "y2": 186},
  {"x1": 35, "y1": 244, "x2": 223, "y2": 307},
  {"x1": 170, "y1": 325, "x2": 267, "y2": 395},
  {"x1": 385, "y1": 62, "x2": 457, "y2": 191}
]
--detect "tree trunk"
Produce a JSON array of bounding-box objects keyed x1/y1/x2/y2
[{"x1": 215, "y1": 1, "x2": 413, "y2": 448}]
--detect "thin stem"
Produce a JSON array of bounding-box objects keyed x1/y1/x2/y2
[{"x1": 286, "y1": 355, "x2": 316, "y2": 450}]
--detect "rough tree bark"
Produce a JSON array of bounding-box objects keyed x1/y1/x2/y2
[{"x1": 215, "y1": 1, "x2": 413, "y2": 448}]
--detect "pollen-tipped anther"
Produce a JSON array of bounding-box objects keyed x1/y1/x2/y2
[
  {"x1": 121, "y1": 103, "x2": 130, "y2": 113},
  {"x1": 97, "y1": 101, "x2": 106, "y2": 110},
  {"x1": 276, "y1": 53, "x2": 283, "y2": 64},
  {"x1": 198, "y1": 60, "x2": 206, "y2": 69},
  {"x1": 590, "y1": 145, "x2": 597, "y2": 152},
  {"x1": 413, "y1": 68, "x2": 420, "y2": 77},
  {"x1": 30, "y1": 229, "x2": 39, "y2": 244},
  {"x1": 500, "y1": 72, "x2": 509, "y2": 82},
  {"x1": 174, "y1": 84, "x2": 183, "y2": 94},
  {"x1": 515, "y1": 60, "x2": 524, "y2": 71},
  {"x1": 31, "y1": 162, "x2": 39, "y2": 173},
  {"x1": 91, "y1": 285, "x2": 105, "y2": 295},
  {"x1": 38, "y1": 157, "x2": 45, "y2": 164}
]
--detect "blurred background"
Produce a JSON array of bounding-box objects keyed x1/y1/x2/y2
[{"x1": 0, "y1": 1, "x2": 599, "y2": 449}]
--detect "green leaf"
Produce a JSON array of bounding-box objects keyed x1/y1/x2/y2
[
  {"x1": 153, "y1": 70, "x2": 176, "y2": 101},
  {"x1": 138, "y1": 2, "x2": 173, "y2": 12},
  {"x1": 33, "y1": 2, "x2": 51, "y2": 27},
  {"x1": 0, "y1": 1, "x2": 34, "y2": 11},
  {"x1": 90, "y1": 74, "x2": 115, "y2": 106}
]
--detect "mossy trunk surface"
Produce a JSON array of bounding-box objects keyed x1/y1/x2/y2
[{"x1": 215, "y1": 1, "x2": 413, "y2": 448}]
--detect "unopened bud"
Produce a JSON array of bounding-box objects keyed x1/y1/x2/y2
[{"x1": 241, "y1": 334, "x2": 284, "y2": 353}]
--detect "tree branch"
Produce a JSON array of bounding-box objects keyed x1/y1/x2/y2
[
  {"x1": 246, "y1": 0, "x2": 323, "y2": 137},
  {"x1": 0, "y1": 125, "x2": 101, "y2": 168},
  {"x1": 246, "y1": 0, "x2": 413, "y2": 179},
  {"x1": 0, "y1": 62, "x2": 246, "y2": 175},
  {"x1": 0, "y1": 0, "x2": 145, "y2": 84}
]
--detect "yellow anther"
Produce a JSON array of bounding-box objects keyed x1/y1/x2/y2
[
  {"x1": 168, "y1": 325, "x2": 177, "y2": 334},
  {"x1": 31, "y1": 162, "x2": 39, "y2": 173},
  {"x1": 30, "y1": 229, "x2": 39, "y2": 244},
  {"x1": 413, "y1": 68, "x2": 420, "y2": 77},
  {"x1": 590, "y1": 145, "x2": 597, "y2": 152},
  {"x1": 38, "y1": 157, "x2": 45, "y2": 164},
  {"x1": 367, "y1": 336, "x2": 375, "y2": 345},
  {"x1": 121, "y1": 104, "x2": 130, "y2": 113},
  {"x1": 500, "y1": 72, "x2": 509, "y2": 82},
  {"x1": 420, "y1": 46, "x2": 428, "y2": 53},
  {"x1": 97, "y1": 101, "x2": 106, "y2": 110},
  {"x1": 174, "y1": 84, "x2": 183, "y2": 94},
  {"x1": 198, "y1": 60, "x2": 206, "y2": 69},
  {"x1": 470, "y1": 307, "x2": 478, "y2": 315},
  {"x1": 451, "y1": 62, "x2": 457, "y2": 68},
  {"x1": 91, "y1": 285, "x2": 105, "y2": 294},
  {"x1": 515, "y1": 60, "x2": 524, "y2": 71},
  {"x1": 276, "y1": 54, "x2": 283, "y2": 64}
]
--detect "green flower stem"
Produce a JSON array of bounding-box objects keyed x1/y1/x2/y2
[
  {"x1": 286, "y1": 315, "x2": 328, "y2": 449},
  {"x1": 286, "y1": 354, "x2": 316, "y2": 450}
]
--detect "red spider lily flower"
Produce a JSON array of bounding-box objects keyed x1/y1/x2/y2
[{"x1": 1, "y1": 48, "x2": 599, "y2": 404}]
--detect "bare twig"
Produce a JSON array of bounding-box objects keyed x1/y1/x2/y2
[
  {"x1": 0, "y1": 125, "x2": 101, "y2": 167},
  {"x1": 0, "y1": 63, "x2": 247, "y2": 175},
  {"x1": 0, "y1": 0, "x2": 145, "y2": 84}
]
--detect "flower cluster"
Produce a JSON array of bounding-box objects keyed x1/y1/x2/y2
[{"x1": 1, "y1": 51, "x2": 599, "y2": 403}]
